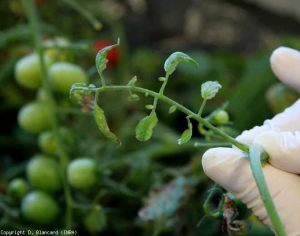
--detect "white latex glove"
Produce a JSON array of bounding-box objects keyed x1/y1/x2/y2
[{"x1": 202, "y1": 47, "x2": 300, "y2": 235}]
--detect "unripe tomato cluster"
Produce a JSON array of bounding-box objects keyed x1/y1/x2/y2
[
  {"x1": 7, "y1": 38, "x2": 100, "y2": 227},
  {"x1": 14, "y1": 38, "x2": 88, "y2": 134}
]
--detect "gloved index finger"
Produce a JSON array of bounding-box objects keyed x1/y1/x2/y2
[
  {"x1": 234, "y1": 46, "x2": 300, "y2": 146},
  {"x1": 271, "y1": 47, "x2": 300, "y2": 92}
]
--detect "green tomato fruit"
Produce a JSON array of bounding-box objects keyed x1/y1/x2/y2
[
  {"x1": 17, "y1": 101, "x2": 53, "y2": 134},
  {"x1": 48, "y1": 62, "x2": 88, "y2": 94},
  {"x1": 15, "y1": 53, "x2": 52, "y2": 90},
  {"x1": 213, "y1": 110, "x2": 229, "y2": 125},
  {"x1": 7, "y1": 178, "x2": 30, "y2": 200},
  {"x1": 38, "y1": 127, "x2": 74, "y2": 155},
  {"x1": 67, "y1": 158, "x2": 97, "y2": 189},
  {"x1": 21, "y1": 191, "x2": 59, "y2": 225},
  {"x1": 38, "y1": 130, "x2": 58, "y2": 155},
  {"x1": 83, "y1": 205, "x2": 107, "y2": 233},
  {"x1": 26, "y1": 154, "x2": 62, "y2": 192}
]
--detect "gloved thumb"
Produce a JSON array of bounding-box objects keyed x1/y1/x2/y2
[
  {"x1": 202, "y1": 147, "x2": 300, "y2": 235},
  {"x1": 253, "y1": 130, "x2": 300, "y2": 173}
]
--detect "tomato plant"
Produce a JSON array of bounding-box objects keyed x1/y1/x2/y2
[
  {"x1": 67, "y1": 158, "x2": 98, "y2": 189},
  {"x1": 17, "y1": 101, "x2": 53, "y2": 134},
  {"x1": 21, "y1": 191, "x2": 59, "y2": 225},
  {"x1": 26, "y1": 154, "x2": 62, "y2": 193},
  {"x1": 48, "y1": 62, "x2": 88, "y2": 94},
  {"x1": 2, "y1": 0, "x2": 283, "y2": 235}
]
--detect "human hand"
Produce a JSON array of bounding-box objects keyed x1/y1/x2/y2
[{"x1": 202, "y1": 47, "x2": 300, "y2": 235}]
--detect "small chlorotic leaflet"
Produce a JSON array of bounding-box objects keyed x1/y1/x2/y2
[
  {"x1": 128, "y1": 94, "x2": 140, "y2": 101},
  {"x1": 145, "y1": 104, "x2": 154, "y2": 110},
  {"x1": 94, "y1": 103, "x2": 121, "y2": 147},
  {"x1": 168, "y1": 105, "x2": 176, "y2": 114},
  {"x1": 127, "y1": 76, "x2": 137, "y2": 86},
  {"x1": 135, "y1": 111, "x2": 158, "y2": 141},
  {"x1": 178, "y1": 117, "x2": 193, "y2": 145},
  {"x1": 164, "y1": 52, "x2": 199, "y2": 75},
  {"x1": 201, "y1": 81, "x2": 222, "y2": 100}
]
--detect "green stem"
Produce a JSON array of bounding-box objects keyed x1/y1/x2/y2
[
  {"x1": 194, "y1": 142, "x2": 231, "y2": 148},
  {"x1": 62, "y1": 0, "x2": 102, "y2": 30},
  {"x1": 0, "y1": 200, "x2": 19, "y2": 219},
  {"x1": 249, "y1": 144, "x2": 286, "y2": 236},
  {"x1": 203, "y1": 183, "x2": 224, "y2": 219},
  {"x1": 197, "y1": 98, "x2": 207, "y2": 117},
  {"x1": 152, "y1": 73, "x2": 170, "y2": 110},
  {"x1": 79, "y1": 85, "x2": 248, "y2": 152},
  {"x1": 23, "y1": 0, "x2": 73, "y2": 229},
  {"x1": 92, "y1": 189, "x2": 108, "y2": 204},
  {"x1": 99, "y1": 72, "x2": 106, "y2": 87}
]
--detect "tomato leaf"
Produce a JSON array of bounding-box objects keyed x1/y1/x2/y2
[
  {"x1": 95, "y1": 40, "x2": 119, "y2": 73},
  {"x1": 201, "y1": 81, "x2": 222, "y2": 100},
  {"x1": 145, "y1": 104, "x2": 154, "y2": 110},
  {"x1": 164, "y1": 52, "x2": 198, "y2": 75},
  {"x1": 94, "y1": 102, "x2": 121, "y2": 147},
  {"x1": 127, "y1": 76, "x2": 137, "y2": 86},
  {"x1": 135, "y1": 111, "x2": 158, "y2": 141},
  {"x1": 178, "y1": 117, "x2": 192, "y2": 145}
]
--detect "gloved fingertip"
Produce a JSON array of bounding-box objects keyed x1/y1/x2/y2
[
  {"x1": 202, "y1": 147, "x2": 237, "y2": 172},
  {"x1": 270, "y1": 46, "x2": 300, "y2": 92}
]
